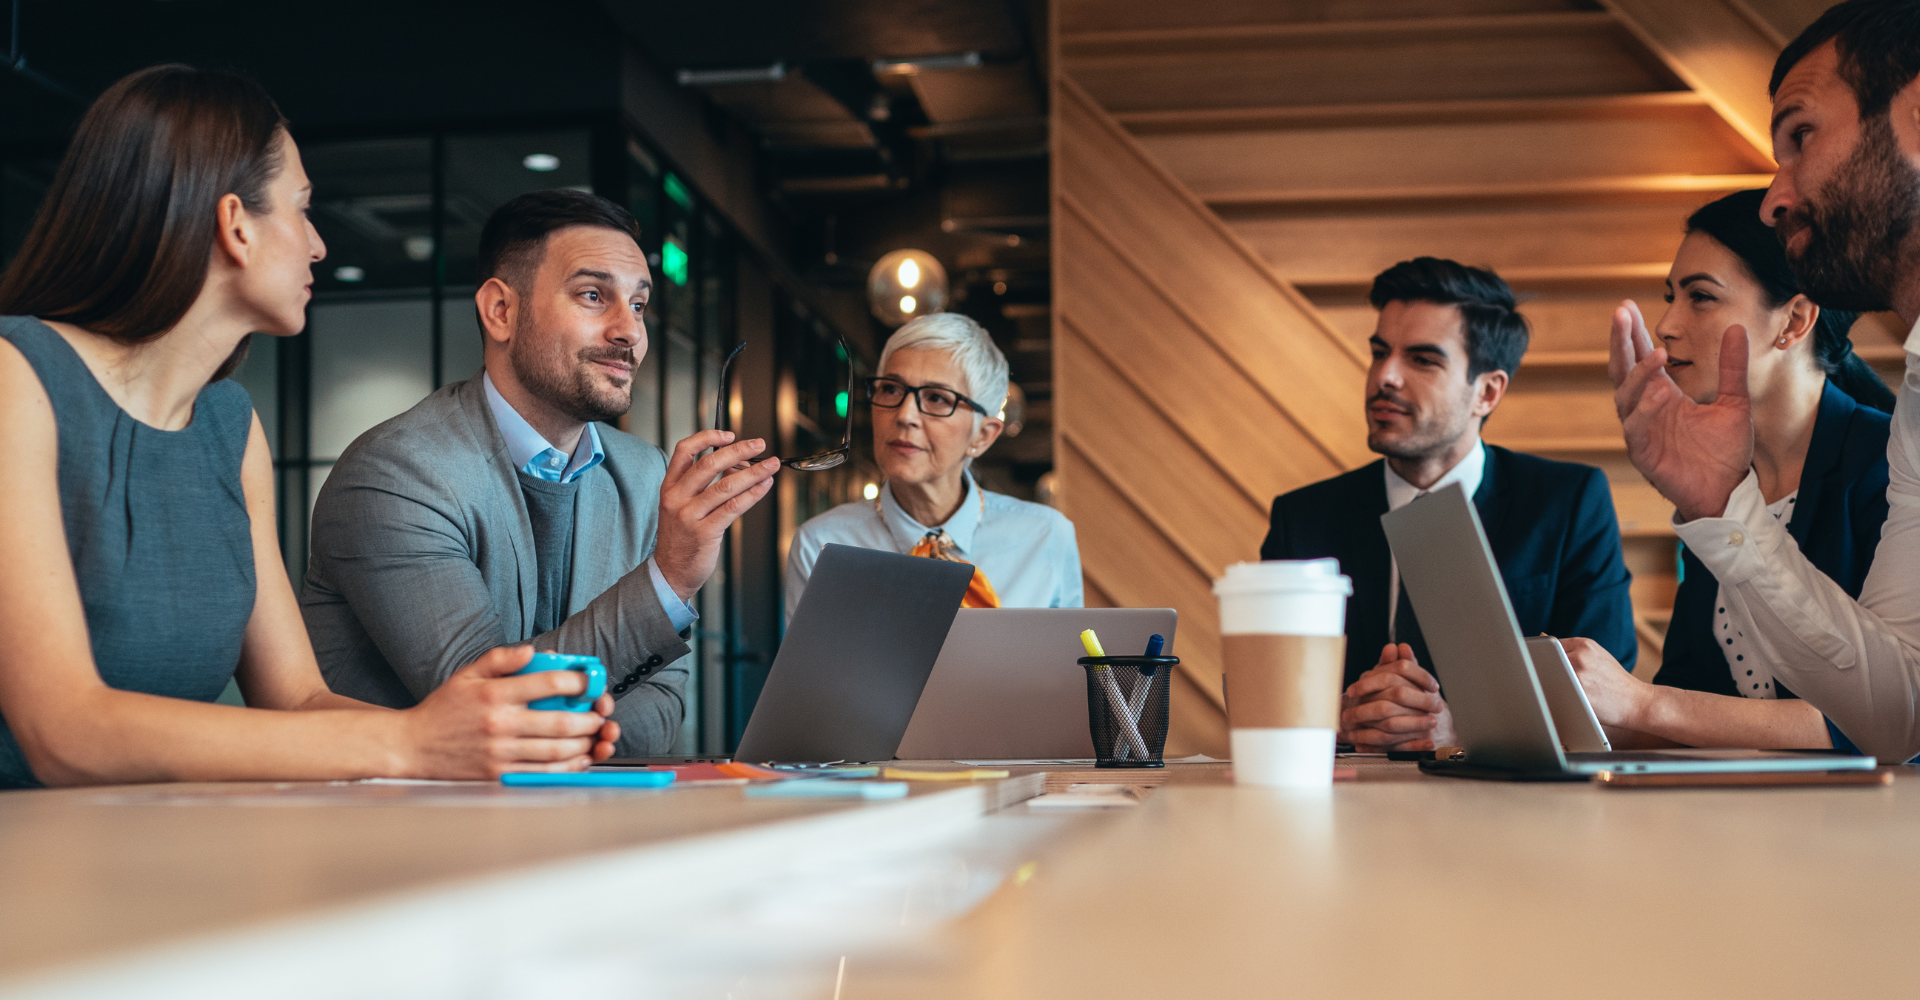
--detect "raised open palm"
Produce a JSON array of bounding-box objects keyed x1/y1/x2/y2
[{"x1": 1607, "y1": 300, "x2": 1753, "y2": 522}]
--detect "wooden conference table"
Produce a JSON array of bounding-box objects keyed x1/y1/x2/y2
[{"x1": 1, "y1": 759, "x2": 1916, "y2": 998}]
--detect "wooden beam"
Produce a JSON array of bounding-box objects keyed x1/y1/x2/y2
[
  {"x1": 1296, "y1": 264, "x2": 1673, "y2": 295},
  {"x1": 1061, "y1": 12, "x2": 1618, "y2": 55},
  {"x1": 1598, "y1": 0, "x2": 1783, "y2": 161},
  {"x1": 1202, "y1": 175, "x2": 1776, "y2": 212},
  {"x1": 1115, "y1": 93, "x2": 1715, "y2": 133}
]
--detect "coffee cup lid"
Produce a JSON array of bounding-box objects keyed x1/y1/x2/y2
[{"x1": 1212, "y1": 559, "x2": 1352, "y2": 597}]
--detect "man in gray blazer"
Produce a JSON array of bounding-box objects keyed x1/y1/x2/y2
[{"x1": 302, "y1": 190, "x2": 777, "y2": 754}]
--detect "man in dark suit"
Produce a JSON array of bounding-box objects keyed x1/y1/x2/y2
[{"x1": 1261, "y1": 257, "x2": 1636, "y2": 752}]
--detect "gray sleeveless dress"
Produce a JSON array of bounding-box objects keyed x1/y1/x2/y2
[{"x1": 0, "y1": 317, "x2": 256, "y2": 788}]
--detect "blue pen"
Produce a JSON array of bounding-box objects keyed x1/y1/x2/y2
[{"x1": 500, "y1": 770, "x2": 676, "y2": 788}]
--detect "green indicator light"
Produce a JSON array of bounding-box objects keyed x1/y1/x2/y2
[
  {"x1": 664, "y1": 173, "x2": 693, "y2": 211},
  {"x1": 835, "y1": 391, "x2": 849, "y2": 419},
  {"x1": 835, "y1": 342, "x2": 847, "y2": 360},
  {"x1": 662, "y1": 239, "x2": 689, "y2": 286}
]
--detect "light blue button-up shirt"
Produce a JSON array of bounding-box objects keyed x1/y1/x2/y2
[
  {"x1": 482, "y1": 371, "x2": 696, "y2": 633},
  {"x1": 782, "y1": 471, "x2": 1083, "y2": 621}
]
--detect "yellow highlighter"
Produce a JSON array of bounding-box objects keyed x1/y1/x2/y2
[{"x1": 1080, "y1": 629, "x2": 1107, "y2": 658}]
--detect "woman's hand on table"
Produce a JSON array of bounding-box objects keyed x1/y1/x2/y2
[{"x1": 1560, "y1": 636, "x2": 1651, "y2": 730}]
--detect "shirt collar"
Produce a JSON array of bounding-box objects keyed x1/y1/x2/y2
[
  {"x1": 482, "y1": 370, "x2": 604, "y2": 483},
  {"x1": 1383, "y1": 439, "x2": 1485, "y2": 512},
  {"x1": 878, "y1": 471, "x2": 984, "y2": 553}
]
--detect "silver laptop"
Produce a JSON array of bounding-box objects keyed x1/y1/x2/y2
[
  {"x1": 1382, "y1": 484, "x2": 1875, "y2": 779},
  {"x1": 894, "y1": 608, "x2": 1178, "y2": 760},
  {"x1": 732, "y1": 544, "x2": 975, "y2": 764}
]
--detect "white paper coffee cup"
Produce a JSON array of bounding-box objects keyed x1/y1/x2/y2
[{"x1": 1214, "y1": 559, "x2": 1351, "y2": 788}]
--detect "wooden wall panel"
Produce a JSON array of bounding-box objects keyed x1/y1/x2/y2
[
  {"x1": 1063, "y1": 19, "x2": 1681, "y2": 113},
  {"x1": 1053, "y1": 225, "x2": 1346, "y2": 499},
  {"x1": 1226, "y1": 201, "x2": 1694, "y2": 284},
  {"x1": 1599, "y1": 0, "x2": 1783, "y2": 158},
  {"x1": 1055, "y1": 78, "x2": 1373, "y2": 469},
  {"x1": 1134, "y1": 113, "x2": 1765, "y2": 198},
  {"x1": 1054, "y1": 337, "x2": 1270, "y2": 560},
  {"x1": 1057, "y1": 0, "x2": 1588, "y2": 35}
]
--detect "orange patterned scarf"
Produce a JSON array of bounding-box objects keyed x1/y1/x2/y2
[{"x1": 909, "y1": 529, "x2": 1000, "y2": 608}]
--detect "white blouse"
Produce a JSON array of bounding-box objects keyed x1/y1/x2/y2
[{"x1": 783, "y1": 472, "x2": 1083, "y2": 622}]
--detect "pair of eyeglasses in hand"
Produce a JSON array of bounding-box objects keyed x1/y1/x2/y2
[{"x1": 711, "y1": 336, "x2": 853, "y2": 472}]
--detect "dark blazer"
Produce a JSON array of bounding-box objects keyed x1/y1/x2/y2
[
  {"x1": 1656, "y1": 382, "x2": 1890, "y2": 742},
  {"x1": 1261, "y1": 444, "x2": 1638, "y2": 688}
]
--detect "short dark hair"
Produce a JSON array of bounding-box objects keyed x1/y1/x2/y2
[
  {"x1": 477, "y1": 189, "x2": 641, "y2": 292},
  {"x1": 0, "y1": 64, "x2": 287, "y2": 383},
  {"x1": 1771, "y1": 0, "x2": 1920, "y2": 119},
  {"x1": 1368, "y1": 257, "x2": 1530, "y2": 380}
]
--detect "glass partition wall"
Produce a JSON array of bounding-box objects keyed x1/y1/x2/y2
[{"x1": 0, "y1": 122, "x2": 821, "y2": 755}]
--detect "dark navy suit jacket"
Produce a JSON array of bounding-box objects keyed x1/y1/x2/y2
[
  {"x1": 1260, "y1": 444, "x2": 1638, "y2": 688},
  {"x1": 1656, "y1": 382, "x2": 1890, "y2": 752}
]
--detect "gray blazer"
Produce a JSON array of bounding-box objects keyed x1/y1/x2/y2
[{"x1": 301, "y1": 375, "x2": 691, "y2": 755}]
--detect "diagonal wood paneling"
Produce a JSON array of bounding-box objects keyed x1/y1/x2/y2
[
  {"x1": 1054, "y1": 67, "x2": 1375, "y2": 753},
  {"x1": 1055, "y1": 440, "x2": 1227, "y2": 710},
  {"x1": 1598, "y1": 0, "x2": 1783, "y2": 160},
  {"x1": 1055, "y1": 76, "x2": 1373, "y2": 469}
]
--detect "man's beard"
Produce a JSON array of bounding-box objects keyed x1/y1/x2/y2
[
  {"x1": 1778, "y1": 113, "x2": 1920, "y2": 313},
  {"x1": 509, "y1": 313, "x2": 635, "y2": 424},
  {"x1": 1365, "y1": 389, "x2": 1474, "y2": 461}
]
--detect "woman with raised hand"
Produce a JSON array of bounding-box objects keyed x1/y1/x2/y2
[
  {"x1": 784, "y1": 312, "x2": 1081, "y2": 617},
  {"x1": 0, "y1": 65, "x2": 619, "y2": 787},
  {"x1": 1564, "y1": 188, "x2": 1892, "y2": 753}
]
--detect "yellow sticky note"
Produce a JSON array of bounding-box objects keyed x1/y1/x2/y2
[{"x1": 882, "y1": 768, "x2": 1011, "y2": 781}]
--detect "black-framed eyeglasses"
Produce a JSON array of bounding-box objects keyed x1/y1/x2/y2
[
  {"x1": 712, "y1": 335, "x2": 854, "y2": 472},
  {"x1": 864, "y1": 377, "x2": 990, "y2": 419}
]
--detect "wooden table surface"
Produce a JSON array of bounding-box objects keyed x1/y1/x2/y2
[
  {"x1": 851, "y1": 758, "x2": 1920, "y2": 999},
  {"x1": 6, "y1": 760, "x2": 1916, "y2": 998}
]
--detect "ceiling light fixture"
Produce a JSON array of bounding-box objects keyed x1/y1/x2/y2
[
  {"x1": 676, "y1": 62, "x2": 785, "y2": 86},
  {"x1": 333, "y1": 266, "x2": 365, "y2": 283},
  {"x1": 872, "y1": 51, "x2": 981, "y2": 76},
  {"x1": 522, "y1": 153, "x2": 561, "y2": 172},
  {"x1": 868, "y1": 249, "x2": 947, "y2": 328}
]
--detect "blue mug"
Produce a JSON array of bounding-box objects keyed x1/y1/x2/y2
[{"x1": 516, "y1": 653, "x2": 607, "y2": 712}]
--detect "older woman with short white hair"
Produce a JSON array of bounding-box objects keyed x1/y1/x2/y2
[{"x1": 784, "y1": 313, "x2": 1081, "y2": 618}]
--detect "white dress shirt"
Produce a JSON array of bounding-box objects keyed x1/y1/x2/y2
[
  {"x1": 481, "y1": 371, "x2": 696, "y2": 633},
  {"x1": 1672, "y1": 318, "x2": 1920, "y2": 761},
  {"x1": 1384, "y1": 440, "x2": 1486, "y2": 639},
  {"x1": 783, "y1": 472, "x2": 1083, "y2": 622}
]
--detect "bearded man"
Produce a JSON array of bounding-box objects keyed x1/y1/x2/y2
[
  {"x1": 302, "y1": 190, "x2": 778, "y2": 755},
  {"x1": 1260, "y1": 257, "x2": 1637, "y2": 752},
  {"x1": 1607, "y1": 0, "x2": 1920, "y2": 763}
]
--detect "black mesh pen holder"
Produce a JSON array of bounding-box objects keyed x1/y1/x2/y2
[{"x1": 1080, "y1": 656, "x2": 1176, "y2": 768}]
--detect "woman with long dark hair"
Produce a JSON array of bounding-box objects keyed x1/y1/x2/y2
[
  {"x1": 1564, "y1": 188, "x2": 1891, "y2": 752},
  {"x1": 0, "y1": 65, "x2": 620, "y2": 787}
]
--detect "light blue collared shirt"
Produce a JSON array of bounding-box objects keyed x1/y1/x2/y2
[
  {"x1": 782, "y1": 471, "x2": 1083, "y2": 621},
  {"x1": 481, "y1": 371, "x2": 696, "y2": 633}
]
